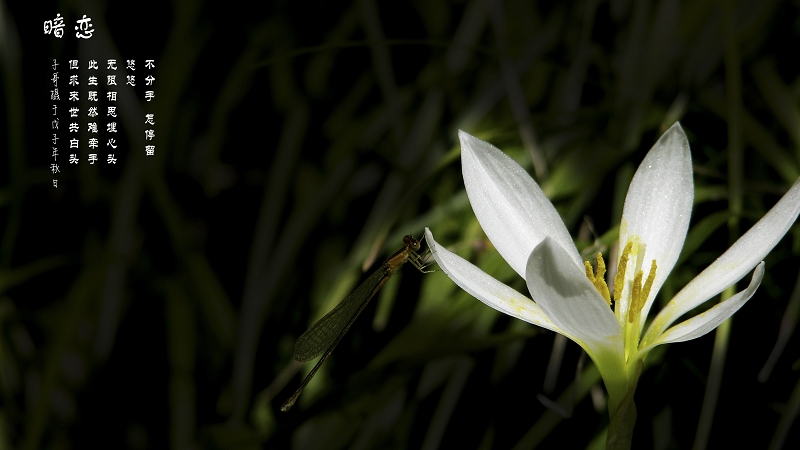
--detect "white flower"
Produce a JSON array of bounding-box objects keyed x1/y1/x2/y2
[{"x1": 425, "y1": 123, "x2": 800, "y2": 408}]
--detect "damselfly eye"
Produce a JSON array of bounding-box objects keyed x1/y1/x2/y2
[{"x1": 403, "y1": 235, "x2": 421, "y2": 251}]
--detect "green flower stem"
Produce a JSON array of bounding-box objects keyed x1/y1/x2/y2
[{"x1": 606, "y1": 361, "x2": 643, "y2": 450}]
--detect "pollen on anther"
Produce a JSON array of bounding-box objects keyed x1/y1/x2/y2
[
  {"x1": 584, "y1": 260, "x2": 595, "y2": 282},
  {"x1": 628, "y1": 270, "x2": 644, "y2": 323},
  {"x1": 595, "y1": 253, "x2": 606, "y2": 279},
  {"x1": 613, "y1": 241, "x2": 633, "y2": 303},
  {"x1": 626, "y1": 260, "x2": 657, "y2": 324},
  {"x1": 585, "y1": 254, "x2": 611, "y2": 306},
  {"x1": 642, "y1": 260, "x2": 657, "y2": 303}
]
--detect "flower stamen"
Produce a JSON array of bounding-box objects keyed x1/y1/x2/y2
[
  {"x1": 613, "y1": 241, "x2": 633, "y2": 303},
  {"x1": 585, "y1": 253, "x2": 611, "y2": 306},
  {"x1": 627, "y1": 260, "x2": 657, "y2": 323}
]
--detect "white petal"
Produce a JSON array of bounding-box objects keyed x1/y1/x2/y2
[
  {"x1": 459, "y1": 130, "x2": 581, "y2": 278},
  {"x1": 644, "y1": 177, "x2": 800, "y2": 344},
  {"x1": 424, "y1": 228, "x2": 565, "y2": 334},
  {"x1": 618, "y1": 123, "x2": 693, "y2": 328},
  {"x1": 525, "y1": 237, "x2": 622, "y2": 346},
  {"x1": 641, "y1": 262, "x2": 764, "y2": 351}
]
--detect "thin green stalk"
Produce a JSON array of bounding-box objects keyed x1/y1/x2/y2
[
  {"x1": 606, "y1": 361, "x2": 642, "y2": 450},
  {"x1": 694, "y1": 1, "x2": 743, "y2": 447},
  {"x1": 768, "y1": 374, "x2": 800, "y2": 450}
]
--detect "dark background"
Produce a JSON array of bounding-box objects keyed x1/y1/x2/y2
[{"x1": 2, "y1": 0, "x2": 800, "y2": 448}]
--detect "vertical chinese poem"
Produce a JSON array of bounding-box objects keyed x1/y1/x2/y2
[
  {"x1": 51, "y1": 58, "x2": 60, "y2": 187},
  {"x1": 144, "y1": 59, "x2": 155, "y2": 156}
]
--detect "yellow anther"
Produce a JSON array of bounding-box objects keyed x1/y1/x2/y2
[
  {"x1": 642, "y1": 259, "x2": 657, "y2": 304},
  {"x1": 613, "y1": 241, "x2": 633, "y2": 303},
  {"x1": 585, "y1": 253, "x2": 611, "y2": 306},
  {"x1": 628, "y1": 270, "x2": 643, "y2": 323},
  {"x1": 594, "y1": 253, "x2": 611, "y2": 306},
  {"x1": 595, "y1": 253, "x2": 606, "y2": 279},
  {"x1": 627, "y1": 260, "x2": 658, "y2": 324},
  {"x1": 584, "y1": 260, "x2": 595, "y2": 282}
]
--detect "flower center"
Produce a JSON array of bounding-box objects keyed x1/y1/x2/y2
[{"x1": 584, "y1": 241, "x2": 657, "y2": 324}]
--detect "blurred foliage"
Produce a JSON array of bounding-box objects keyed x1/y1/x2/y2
[{"x1": 2, "y1": 0, "x2": 800, "y2": 448}]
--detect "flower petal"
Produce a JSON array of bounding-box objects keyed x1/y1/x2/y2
[
  {"x1": 424, "y1": 228, "x2": 565, "y2": 334},
  {"x1": 459, "y1": 130, "x2": 581, "y2": 278},
  {"x1": 641, "y1": 262, "x2": 764, "y2": 351},
  {"x1": 618, "y1": 123, "x2": 693, "y2": 329},
  {"x1": 644, "y1": 177, "x2": 800, "y2": 345},
  {"x1": 525, "y1": 237, "x2": 622, "y2": 346}
]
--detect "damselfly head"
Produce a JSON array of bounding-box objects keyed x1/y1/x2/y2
[{"x1": 403, "y1": 235, "x2": 421, "y2": 251}]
